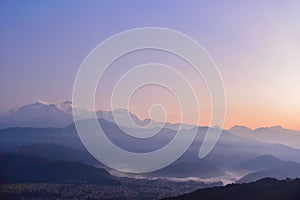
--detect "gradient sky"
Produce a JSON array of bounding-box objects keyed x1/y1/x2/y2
[{"x1": 0, "y1": 0, "x2": 299, "y2": 130}]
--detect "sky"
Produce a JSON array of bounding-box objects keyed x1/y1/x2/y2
[{"x1": 0, "y1": 0, "x2": 299, "y2": 130}]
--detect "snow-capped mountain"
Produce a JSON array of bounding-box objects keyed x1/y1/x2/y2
[
  {"x1": 57, "y1": 101, "x2": 91, "y2": 117},
  {"x1": 57, "y1": 101, "x2": 75, "y2": 115},
  {"x1": 0, "y1": 101, "x2": 155, "y2": 129},
  {"x1": 0, "y1": 100, "x2": 197, "y2": 130},
  {"x1": 96, "y1": 108, "x2": 153, "y2": 128},
  {"x1": 1, "y1": 100, "x2": 300, "y2": 152},
  {"x1": 0, "y1": 101, "x2": 72, "y2": 128}
]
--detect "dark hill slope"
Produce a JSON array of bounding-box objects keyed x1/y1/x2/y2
[
  {"x1": 0, "y1": 154, "x2": 119, "y2": 185},
  {"x1": 163, "y1": 178, "x2": 300, "y2": 200}
]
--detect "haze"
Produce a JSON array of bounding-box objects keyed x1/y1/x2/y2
[{"x1": 0, "y1": 0, "x2": 299, "y2": 130}]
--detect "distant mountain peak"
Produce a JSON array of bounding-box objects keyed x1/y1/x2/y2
[
  {"x1": 229, "y1": 125, "x2": 252, "y2": 132},
  {"x1": 254, "y1": 125, "x2": 286, "y2": 132},
  {"x1": 36, "y1": 100, "x2": 52, "y2": 105},
  {"x1": 270, "y1": 125, "x2": 284, "y2": 130},
  {"x1": 20, "y1": 101, "x2": 58, "y2": 111},
  {"x1": 57, "y1": 101, "x2": 75, "y2": 113}
]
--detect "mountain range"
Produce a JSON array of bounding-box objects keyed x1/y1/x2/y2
[
  {"x1": 0, "y1": 100, "x2": 300, "y2": 184},
  {"x1": 228, "y1": 125, "x2": 300, "y2": 150},
  {"x1": 0, "y1": 100, "x2": 194, "y2": 130},
  {"x1": 1, "y1": 121, "x2": 300, "y2": 183},
  {"x1": 1, "y1": 100, "x2": 298, "y2": 148}
]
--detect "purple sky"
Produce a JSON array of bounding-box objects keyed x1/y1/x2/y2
[{"x1": 0, "y1": 1, "x2": 299, "y2": 129}]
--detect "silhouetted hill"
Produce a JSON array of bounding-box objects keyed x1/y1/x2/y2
[
  {"x1": 0, "y1": 154, "x2": 119, "y2": 185},
  {"x1": 2, "y1": 121, "x2": 300, "y2": 180},
  {"x1": 162, "y1": 178, "x2": 300, "y2": 200},
  {"x1": 236, "y1": 155, "x2": 283, "y2": 171},
  {"x1": 237, "y1": 168, "x2": 300, "y2": 184},
  {"x1": 236, "y1": 155, "x2": 300, "y2": 183},
  {"x1": 11, "y1": 143, "x2": 101, "y2": 166}
]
